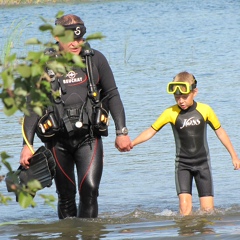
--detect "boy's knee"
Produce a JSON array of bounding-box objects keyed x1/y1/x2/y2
[
  {"x1": 179, "y1": 203, "x2": 192, "y2": 216},
  {"x1": 179, "y1": 193, "x2": 192, "y2": 215}
]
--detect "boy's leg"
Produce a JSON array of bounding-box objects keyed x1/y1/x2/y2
[
  {"x1": 179, "y1": 193, "x2": 192, "y2": 215},
  {"x1": 176, "y1": 164, "x2": 193, "y2": 215},
  {"x1": 199, "y1": 196, "x2": 214, "y2": 212},
  {"x1": 194, "y1": 163, "x2": 214, "y2": 213}
]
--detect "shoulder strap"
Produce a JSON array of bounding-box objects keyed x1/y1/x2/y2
[
  {"x1": 81, "y1": 42, "x2": 100, "y2": 104},
  {"x1": 44, "y1": 47, "x2": 66, "y2": 96}
]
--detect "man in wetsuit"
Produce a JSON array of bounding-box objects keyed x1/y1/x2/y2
[
  {"x1": 20, "y1": 14, "x2": 132, "y2": 219},
  {"x1": 132, "y1": 71, "x2": 240, "y2": 216}
]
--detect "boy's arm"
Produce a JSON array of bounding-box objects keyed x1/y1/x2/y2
[
  {"x1": 215, "y1": 127, "x2": 240, "y2": 170},
  {"x1": 132, "y1": 127, "x2": 157, "y2": 147}
]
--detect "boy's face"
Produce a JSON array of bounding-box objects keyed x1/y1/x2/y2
[{"x1": 174, "y1": 89, "x2": 198, "y2": 110}]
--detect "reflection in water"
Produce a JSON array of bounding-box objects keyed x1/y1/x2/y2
[
  {"x1": 175, "y1": 215, "x2": 216, "y2": 236},
  {"x1": 1, "y1": 208, "x2": 240, "y2": 239},
  {"x1": 15, "y1": 218, "x2": 109, "y2": 240}
]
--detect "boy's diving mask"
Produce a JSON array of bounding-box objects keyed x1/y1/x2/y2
[{"x1": 167, "y1": 81, "x2": 197, "y2": 95}]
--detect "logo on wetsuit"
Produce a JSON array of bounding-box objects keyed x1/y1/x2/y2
[
  {"x1": 63, "y1": 71, "x2": 83, "y2": 84},
  {"x1": 180, "y1": 117, "x2": 200, "y2": 129}
]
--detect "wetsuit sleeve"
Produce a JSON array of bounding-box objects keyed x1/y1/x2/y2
[
  {"x1": 22, "y1": 97, "x2": 39, "y2": 145},
  {"x1": 151, "y1": 106, "x2": 179, "y2": 131},
  {"x1": 92, "y1": 50, "x2": 126, "y2": 131},
  {"x1": 196, "y1": 103, "x2": 221, "y2": 130}
]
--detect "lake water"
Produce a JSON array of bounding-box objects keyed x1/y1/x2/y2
[{"x1": 1, "y1": 0, "x2": 240, "y2": 239}]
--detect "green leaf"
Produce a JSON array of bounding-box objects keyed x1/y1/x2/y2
[
  {"x1": 27, "y1": 180, "x2": 42, "y2": 190},
  {"x1": 40, "y1": 80, "x2": 51, "y2": 92},
  {"x1": 0, "y1": 193, "x2": 12, "y2": 205},
  {"x1": 27, "y1": 51, "x2": 43, "y2": 61},
  {"x1": 39, "y1": 24, "x2": 53, "y2": 32},
  {"x1": 3, "y1": 105, "x2": 18, "y2": 116},
  {"x1": 86, "y1": 32, "x2": 106, "y2": 41},
  {"x1": 6, "y1": 53, "x2": 16, "y2": 62},
  {"x1": 72, "y1": 55, "x2": 85, "y2": 68},
  {"x1": 1, "y1": 70, "x2": 14, "y2": 88},
  {"x1": 3, "y1": 97, "x2": 14, "y2": 107},
  {"x1": 55, "y1": 11, "x2": 64, "y2": 19},
  {"x1": 22, "y1": 107, "x2": 30, "y2": 116},
  {"x1": 25, "y1": 38, "x2": 41, "y2": 45},
  {"x1": 58, "y1": 31, "x2": 74, "y2": 43},
  {"x1": 39, "y1": 194, "x2": 56, "y2": 208},
  {"x1": 17, "y1": 65, "x2": 31, "y2": 78},
  {"x1": 33, "y1": 106, "x2": 42, "y2": 116},
  {"x1": 47, "y1": 61, "x2": 66, "y2": 74},
  {"x1": 1, "y1": 152, "x2": 11, "y2": 161},
  {"x1": 39, "y1": 16, "x2": 48, "y2": 24},
  {"x1": 53, "y1": 25, "x2": 65, "y2": 36},
  {"x1": 31, "y1": 64, "x2": 43, "y2": 77},
  {"x1": 39, "y1": 54, "x2": 50, "y2": 64},
  {"x1": 18, "y1": 191, "x2": 35, "y2": 208},
  {"x1": 14, "y1": 87, "x2": 28, "y2": 97}
]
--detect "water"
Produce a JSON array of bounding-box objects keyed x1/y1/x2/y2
[{"x1": 1, "y1": 0, "x2": 240, "y2": 239}]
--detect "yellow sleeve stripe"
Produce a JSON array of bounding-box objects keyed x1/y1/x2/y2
[
  {"x1": 196, "y1": 102, "x2": 221, "y2": 130},
  {"x1": 151, "y1": 105, "x2": 180, "y2": 131}
]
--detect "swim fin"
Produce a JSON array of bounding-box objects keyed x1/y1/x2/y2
[{"x1": 5, "y1": 146, "x2": 56, "y2": 194}]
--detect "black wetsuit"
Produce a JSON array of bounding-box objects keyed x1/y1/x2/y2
[
  {"x1": 151, "y1": 101, "x2": 221, "y2": 197},
  {"x1": 23, "y1": 49, "x2": 126, "y2": 219}
]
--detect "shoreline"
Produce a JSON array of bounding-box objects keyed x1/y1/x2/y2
[{"x1": 0, "y1": 0, "x2": 73, "y2": 6}]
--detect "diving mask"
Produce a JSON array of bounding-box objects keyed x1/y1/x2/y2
[
  {"x1": 62, "y1": 24, "x2": 86, "y2": 39},
  {"x1": 167, "y1": 81, "x2": 197, "y2": 95}
]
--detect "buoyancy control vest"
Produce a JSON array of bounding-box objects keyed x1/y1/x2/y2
[{"x1": 36, "y1": 43, "x2": 110, "y2": 142}]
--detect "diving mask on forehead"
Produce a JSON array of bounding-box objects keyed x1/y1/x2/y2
[
  {"x1": 167, "y1": 81, "x2": 197, "y2": 95},
  {"x1": 63, "y1": 24, "x2": 86, "y2": 39}
]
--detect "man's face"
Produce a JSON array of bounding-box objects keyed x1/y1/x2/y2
[{"x1": 57, "y1": 38, "x2": 84, "y2": 55}]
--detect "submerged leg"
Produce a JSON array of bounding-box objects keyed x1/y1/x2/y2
[
  {"x1": 179, "y1": 193, "x2": 192, "y2": 216},
  {"x1": 58, "y1": 194, "x2": 77, "y2": 219},
  {"x1": 78, "y1": 194, "x2": 98, "y2": 218},
  {"x1": 199, "y1": 196, "x2": 214, "y2": 213}
]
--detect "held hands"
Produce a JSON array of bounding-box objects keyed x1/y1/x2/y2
[
  {"x1": 20, "y1": 145, "x2": 34, "y2": 169},
  {"x1": 115, "y1": 135, "x2": 133, "y2": 152}
]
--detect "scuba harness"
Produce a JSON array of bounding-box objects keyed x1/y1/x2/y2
[
  {"x1": 36, "y1": 42, "x2": 110, "y2": 142},
  {"x1": 83, "y1": 44, "x2": 110, "y2": 136}
]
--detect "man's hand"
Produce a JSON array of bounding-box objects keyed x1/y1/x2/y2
[
  {"x1": 20, "y1": 145, "x2": 34, "y2": 169},
  {"x1": 115, "y1": 135, "x2": 133, "y2": 152}
]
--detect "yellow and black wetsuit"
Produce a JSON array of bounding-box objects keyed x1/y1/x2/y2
[{"x1": 152, "y1": 101, "x2": 221, "y2": 197}]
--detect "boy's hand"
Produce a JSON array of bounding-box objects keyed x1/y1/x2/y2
[{"x1": 232, "y1": 158, "x2": 240, "y2": 170}]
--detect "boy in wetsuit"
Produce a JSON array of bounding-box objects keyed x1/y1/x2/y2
[{"x1": 132, "y1": 71, "x2": 240, "y2": 216}]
